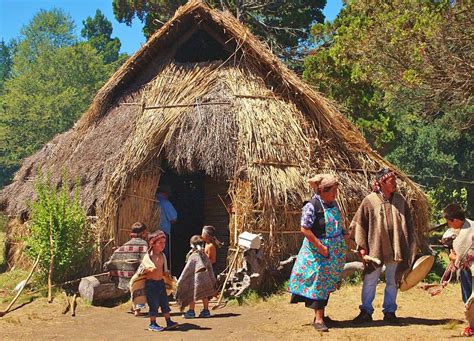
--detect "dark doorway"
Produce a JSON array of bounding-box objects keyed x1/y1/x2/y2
[{"x1": 158, "y1": 167, "x2": 205, "y2": 275}]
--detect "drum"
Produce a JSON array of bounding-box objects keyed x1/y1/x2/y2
[{"x1": 399, "y1": 255, "x2": 435, "y2": 292}]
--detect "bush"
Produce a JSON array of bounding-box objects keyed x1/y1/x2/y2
[{"x1": 26, "y1": 174, "x2": 91, "y2": 283}]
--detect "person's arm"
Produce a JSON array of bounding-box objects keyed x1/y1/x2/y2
[
  {"x1": 351, "y1": 198, "x2": 370, "y2": 254},
  {"x1": 300, "y1": 201, "x2": 329, "y2": 257},
  {"x1": 205, "y1": 243, "x2": 217, "y2": 264},
  {"x1": 165, "y1": 202, "x2": 177, "y2": 224},
  {"x1": 301, "y1": 227, "x2": 329, "y2": 257}
]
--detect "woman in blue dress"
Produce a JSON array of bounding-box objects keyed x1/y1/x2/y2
[{"x1": 289, "y1": 174, "x2": 347, "y2": 332}]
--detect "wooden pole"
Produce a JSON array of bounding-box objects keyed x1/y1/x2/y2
[
  {"x1": 212, "y1": 248, "x2": 241, "y2": 310},
  {"x1": 0, "y1": 254, "x2": 40, "y2": 317},
  {"x1": 48, "y1": 215, "x2": 55, "y2": 303}
]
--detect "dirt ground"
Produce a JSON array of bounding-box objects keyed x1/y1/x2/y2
[{"x1": 0, "y1": 283, "x2": 468, "y2": 340}]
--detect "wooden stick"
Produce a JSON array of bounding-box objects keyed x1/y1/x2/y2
[
  {"x1": 48, "y1": 216, "x2": 55, "y2": 303},
  {"x1": 212, "y1": 248, "x2": 240, "y2": 310},
  {"x1": 252, "y1": 160, "x2": 300, "y2": 167},
  {"x1": 125, "y1": 193, "x2": 159, "y2": 203},
  {"x1": 0, "y1": 254, "x2": 40, "y2": 317},
  {"x1": 61, "y1": 291, "x2": 71, "y2": 315},
  {"x1": 71, "y1": 293, "x2": 77, "y2": 317}
]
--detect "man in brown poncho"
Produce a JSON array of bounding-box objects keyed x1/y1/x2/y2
[{"x1": 351, "y1": 168, "x2": 416, "y2": 325}]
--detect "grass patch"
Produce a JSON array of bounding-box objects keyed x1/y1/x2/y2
[
  {"x1": 0, "y1": 269, "x2": 47, "y2": 306},
  {"x1": 443, "y1": 319, "x2": 462, "y2": 330},
  {"x1": 227, "y1": 281, "x2": 290, "y2": 307}
]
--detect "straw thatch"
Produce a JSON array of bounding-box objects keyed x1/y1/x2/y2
[{"x1": 0, "y1": 0, "x2": 430, "y2": 273}]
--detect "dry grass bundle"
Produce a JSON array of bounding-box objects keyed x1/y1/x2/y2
[{"x1": 165, "y1": 63, "x2": 238, "y2": 178}]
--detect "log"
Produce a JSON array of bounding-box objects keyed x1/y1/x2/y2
[{"x1": 78, "y1": 274, "x2": 128, "y2": 305}]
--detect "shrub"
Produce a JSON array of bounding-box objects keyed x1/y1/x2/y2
[{"x1": 26, "y1": 174, "x2": 91, "y2": 283}]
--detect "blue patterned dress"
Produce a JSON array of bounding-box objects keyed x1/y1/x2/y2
[{"x1": 289, "y1": 196, "x2": 346, "y2": 307}]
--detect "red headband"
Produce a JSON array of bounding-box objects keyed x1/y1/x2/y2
[{"x1": 372, "y1": 171, "x2": 395, "y2": 192}]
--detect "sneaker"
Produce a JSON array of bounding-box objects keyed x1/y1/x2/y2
[
  {"x1": 461, "y1": 326, "x2": 474, "y2": 336},
  {"x1": 352, "y1": 309, "x2": 373, "y2": 325},
  {"x1": 166, "y1": 319, "x2": 178, "y2": 330},
  {"x1": 148, "y1": 322, "x2": 164, "y2": 332},
  {"x1": 183, "y1": 310, "x2": 196, "y2": 319},
  {"x1": 199, "y1": 309, "x2": 211, "y2": 318},
  {"x1": 383, "y1": 312, "x2": 400, "y2": 324},
  {"x1": 313, "y1": 320, "x2": 329, "y2": 332}
]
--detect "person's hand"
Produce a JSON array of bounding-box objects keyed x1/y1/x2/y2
[
  {"x1": 449, "y1": 250, "x2": 457, "y2": 262},
  {"x1": 318, "y1": 244, "x2": 329, "y2": 258}
]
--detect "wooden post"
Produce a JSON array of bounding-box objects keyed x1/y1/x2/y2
[{"x1": 47, "y1": 215, "x2": 55, "y2": 303}]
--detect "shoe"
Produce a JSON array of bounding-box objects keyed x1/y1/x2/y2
[
  {"x1": 461, "y1": 326, "x2": 474, "y2": 336},
  {"x1": 148, "y1": 322, "x2": 164, "y2": 332},
  {"x1": 383, "y1": 312, "x2": 400, "y2": 324},
  {"x1": 166, "y1": 319, "x2": 178, "y2": 330},
  {"x1": 313, "y1": 320, "x2": 329, "y2": 332},
  {"x1": 183, "y1": 310, "x2": 196, "y2": 319},
  {"x1": 199, "y1": 309, "x2": 211, "y2": 318},
  {"x1": 352, "y1": 309, "x2": 373, "y2": 324}
]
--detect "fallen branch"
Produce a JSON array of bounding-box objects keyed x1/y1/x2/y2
[{"x1": 0, "y1": 254, "x2": 41, "y2": 317}]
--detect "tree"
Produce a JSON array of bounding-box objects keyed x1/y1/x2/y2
[
  {"x1": 81, "y1": 9, "x2": 125, "y2": 64},
  {"x1": 13, "y1": 9, "x2": 76, "y2": 74},
  {"x1": 0, "y1": 10, "x2": 116, "y2": 187},
  {"x1": 303, "y1": 0, "x2": 473, "y2": 214},
  {"x1": 0, "y1": 41, "x2": 13, "y2": 94},
  {"x1": 112, "y1": 0, "x2": 326, "y2": 62},
  {"x1": 323, "y1": 0, "x2": 473, "y2": 116}
]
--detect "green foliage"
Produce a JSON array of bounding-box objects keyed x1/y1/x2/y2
[
  {"x1": 341, "y1": 270, "x2": 362, "y2": 286},
  {"x1": 304, "y1": 0, "x2": 473, "y2": 216},
  {"x1": 0, "y1": 40, "x2": 13, "y2": 94},
  {"x1": 0, "y1": 9, "x2": 121, "y2": 187},
  {"x1": 81, "y1": 9, "x2": 127, "y2": 65},
  {"x1": 112, "y1": 0, "x2": 326, "y2": 63},
  {"x1": 26, "y1": 174, "x2": 91, "y2": 283}
]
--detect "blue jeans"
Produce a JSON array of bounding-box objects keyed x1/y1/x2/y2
[
  {"x1": 145, "y1": 279, "x2": 171, "y2": 317},
  {"x1": 360, "y1": 262, "x2": 398, "y2": 314},
  {"x1": 460, "y1": 268, "x2": 472, "y2": 304}
]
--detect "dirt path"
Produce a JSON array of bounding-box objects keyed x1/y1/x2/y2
[{"x1": 0, "y1": 283, "x2": 467, "y2": 340}]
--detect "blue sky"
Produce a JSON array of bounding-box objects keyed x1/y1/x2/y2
[{"x1": 0, "y1": 0, "x2": 343, "y2": 55}]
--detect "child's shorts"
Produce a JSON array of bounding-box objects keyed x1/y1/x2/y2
[{"x1": 145, "y1": 279, "x2": 171, "y2": 317}]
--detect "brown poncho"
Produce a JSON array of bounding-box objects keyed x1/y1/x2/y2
[
  {"x1": 175, "y1": 250, "x2": 216, "y2": 310},
  {"x1": 350, "y1": 192, "x2": 417, "y2": 282}
]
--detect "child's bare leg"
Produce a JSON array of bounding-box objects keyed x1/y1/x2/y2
[
  {"x1": 189, "y1": 302, "x2": 196, "y2": 310},
  {"x1": 203, "y1": 298, "x2": 209, "y2": 310}
]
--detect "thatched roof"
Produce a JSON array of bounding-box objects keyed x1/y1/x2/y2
[{"x1": 0, "y1": 0, "x2": 430, "y2": 245}]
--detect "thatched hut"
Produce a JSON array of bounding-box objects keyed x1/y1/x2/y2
[{"x1": 0, "y1": 0, "x2": 429, "y2": 277}]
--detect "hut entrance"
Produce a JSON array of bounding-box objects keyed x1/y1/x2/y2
[{"x1": 159, "y1": 167, "x2": 229, "y2": 275}]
